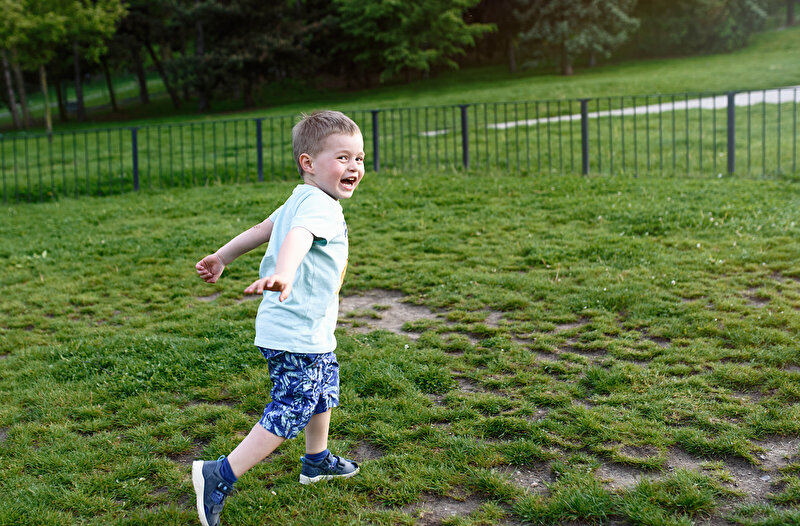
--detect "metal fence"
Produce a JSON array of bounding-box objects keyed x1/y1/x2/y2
[{"x1": 1, "y1": 87, "x2": 798, "y2": 204}]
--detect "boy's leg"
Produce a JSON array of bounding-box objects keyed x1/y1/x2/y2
[
  {"x1": 192, "y1": 425, "x2": 284, "y2": 526},
  {"x1": 304, "y1": 408, "x2": 332, "y2": 455},
  {"x1": 228, "y1": 423, "x2": 286, "y2": 477},
  {"x1": 299, "y1": 408, "x2": 359, "y2": 484}
]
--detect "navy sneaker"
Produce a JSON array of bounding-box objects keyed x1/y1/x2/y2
[
  {"x1": 192, "y1": 456, "x2": 234, "y2": 526},
  {"x1": 299, "y1": 452, "x2": 360, "y2": 485}
]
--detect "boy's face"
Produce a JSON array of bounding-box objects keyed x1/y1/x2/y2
[{"x1": 301, "y1": 133, "x2": 365, "y2": 200}]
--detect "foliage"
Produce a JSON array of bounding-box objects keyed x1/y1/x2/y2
[
  {"x1": 64, "y1": 0, "x2": 126, "y2": 64},
  {"x1": 166, "y1": 0, "x2": 308, "y2": 109},
  {"x1": 516, "y1": 0, "x2": 639, "y2": 75},
  {"x1": 629, "y1": 0, "x2": 770, "y2": 57},
  {"x1": 333, "y1": 0, "x2": 494, "y2": 83}
]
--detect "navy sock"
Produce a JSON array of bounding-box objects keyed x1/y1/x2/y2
[
  {"x1": 305, "y1": 449, "x2": 330, "y2": 463},
  {"x1": 219, "y1": 457, "x2": 238, "y2": 484}
]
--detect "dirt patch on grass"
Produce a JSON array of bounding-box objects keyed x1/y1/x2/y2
[
  {"x1": 236, "y1": 294, "x2": 260, "y2": 303},
  {"x1": 496, "y1": 463, "x2": 553, "y2": 494},
  {"x1": 754, "y1": 436, "x2": 800, "y2": 470},
  {"x1": 596, "y1": 463, "x2": 647, "y2": 490},
  {"x1": 353, "y1": 441, "x2": 385, "y2": 461},
  {"x1": 666, "y1": 447, "x2": 781, "y2": 503},
  {"x1": 553, "y1": 318, "x2": 590, "y2": 334},
  {"x1": 197, "y1": 291, "x2": 222, "y2": 302},
  {"x1": 743, "y1": 288, "x2": 770, "y2": 307},
  {"x1": 455, "y1": 377, "x2": 483, "y2": 393},
  {"x1": 168, "y1": 443, "x2": 206, "y2": 466},
  {"x1": 339, "y1": 290, "x2": 440, "y2": 339},
  {"x1": 403, "y1": 492, "x2": 484, "y2": 525}
]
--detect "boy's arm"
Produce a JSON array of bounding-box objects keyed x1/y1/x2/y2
[
  {"x1": 243, "y1": 227, "x2": 313, "y2": 301},
  {"x1": 196, "y1": 218, "x2": 274, "y2": 283}
]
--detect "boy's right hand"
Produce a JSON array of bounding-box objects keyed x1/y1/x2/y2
[
  {"x1": 195, "y1": 254, "x2": 225, "y2": 283},
  {"x1": 244, "y1": 274, "x2": 293, "y2": 302}
]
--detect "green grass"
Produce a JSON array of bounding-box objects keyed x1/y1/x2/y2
[{"x1": 1, "y1": 168, "x2": 798, "y2": 524}]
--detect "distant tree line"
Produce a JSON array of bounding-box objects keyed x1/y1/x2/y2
[{"x1": 0, "y1": 0, "x2": 795, "y2": 131}]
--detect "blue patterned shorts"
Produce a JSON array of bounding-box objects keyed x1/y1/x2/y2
[{"x1": 257, "y1": 348, "x2": 340, "y2": 440}]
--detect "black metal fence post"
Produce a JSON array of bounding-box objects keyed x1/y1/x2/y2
[
  {"x1": 371, "y1": 110, "x2": 380, "y2": 172},
  {"x1": 580, "y1": 99, "x2": 589, "y2": 175},
  {"x1": 255, "y1": 118, "x2": 264, "y2": 182},
  {"x1": 727, "y1": 92, "x2": 736, "y2": 175},
  {"x1": 459, "y1": 104, "x2": 470, "y2": 170},
  {"x1": 131, "y1": 127, "x2": 139, "y2": 191}
]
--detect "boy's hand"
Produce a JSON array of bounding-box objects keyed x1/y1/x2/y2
[
  {"x1": 196, "y1": 254, "x2": 225, "y2": 283},
  {"x1": 244, "y1": 274, "x2": 293, "y2": 302}
]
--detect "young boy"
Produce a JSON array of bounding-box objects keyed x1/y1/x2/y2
[{"x1": 192, "y1": 110, "x2": 365, "y2": 526}]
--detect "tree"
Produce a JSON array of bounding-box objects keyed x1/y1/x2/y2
[
  {"x1": 166, "y1": 0, "x2": 308, "y2": 109},
  {"x1": 517, "y1": 0, "x2": 638, "y2": 76},
  {"x1": 468, "y1": 0, "x2": 526, "y2": 72},
  {"x1": 111, "y1": 0, "x2": 175, "y2": 106},
  {"x1": 0, "y1": 0, "x2": 24, "y2": 129},
  {"x1": 333, "y1": 0, "x2": 494, "y2": 83},
  {"x1": 630, "y1": 0, "x2": 768, "y2": 57},
  {"x1": 63, "y1": 0, "x2": 126, "y2": 121},
  {"x1": 787, "y1": 0, "x2": 798, "y2": 25},
  {"x1": 11, "y1": 0, "x2": 72, "y2": 134}
]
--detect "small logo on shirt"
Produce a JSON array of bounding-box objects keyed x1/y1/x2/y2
[{"x1": 343, "y1": 220, "x2": 348, "y2": 238}]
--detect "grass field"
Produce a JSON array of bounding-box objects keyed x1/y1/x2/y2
[{"x1": 1, "y1": 168, "x2": 799, "y2": 525}]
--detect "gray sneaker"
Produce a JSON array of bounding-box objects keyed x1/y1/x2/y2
[
  {"x1": 192, "y1": 456, "x2": 234, "y2": 526},
  {"x1": 299, "y1": 452, "x2": 360, "y2": 485}
]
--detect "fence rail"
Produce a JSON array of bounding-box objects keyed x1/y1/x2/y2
[{"x1": 1, "y1": 87, "x2": 798, "y2": 204}]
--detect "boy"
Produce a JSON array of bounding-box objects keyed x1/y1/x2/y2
[{"x1": 192, "y1": 110, "x2": 365, "y2": 526}]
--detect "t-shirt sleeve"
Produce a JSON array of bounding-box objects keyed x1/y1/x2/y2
[
  {"x1": 268, "y1": 205, "x2": 283, "y2": 223},
  {"x1": 290, "y1": 192, "x2": 341, "y2": 242}
]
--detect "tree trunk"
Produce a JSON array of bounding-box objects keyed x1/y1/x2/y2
[
  {"x1": 55, "y1": 79, "x2": 68, "y2": 122},
  {"x1": 1, "y1": 49, "x2": 22, "y2": 129},
  {"x1": 507, "y1": 36, "x2": 517, "y2": 73},
  {"x1": 39, "y1": 65, "x2": 53, "y2": 138},
  {"x1": 131, "y1": 47, "x2": 149, "y2": 103},
  {"x1": 73, "y1": 41, "x2": 86, "y2": 121},
  {"x1": 789, "y1": 0, "x2": 796, "y2": 26},
  {"x1": 144, "y1": 40, "x2": 181, "y2": 109},
  {"x1": 560, "y1": 43, "x2": 573, "y2": 76},
  {"x1": 101, "y1": 57, "x2": 118, "y2": 112},
  {"x1": 11, "y1": 49, "x2": 31, "y2": 128},
  {"x1": 242, "y1": 77, "x2": 254, "y2": 108},
  {"x1": 588, "y1": 51, "x2": 597, "y2": 68}
]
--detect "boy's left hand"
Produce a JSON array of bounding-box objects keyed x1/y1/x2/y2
[{"x1": 244, "y1": 274, "x2": 293, "y2": 302}]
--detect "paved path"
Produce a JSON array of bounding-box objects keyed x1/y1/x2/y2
[
  {"x1": 419, "y1": 86, "x2": 800, "y2": 136},
  {"x1": 488, "y1": 86, "x2": 800, "y2": 130}
]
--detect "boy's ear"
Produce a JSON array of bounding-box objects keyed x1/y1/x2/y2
[{"x1": 299, "y1": 153, "x2": 313, "y2": 174}]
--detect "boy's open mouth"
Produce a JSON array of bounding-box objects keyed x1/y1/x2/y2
[{"x1": 340, "y1": 176, "x2": 358, "y2": 188}]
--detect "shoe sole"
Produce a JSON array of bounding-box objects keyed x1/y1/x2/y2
[
  {"x1": 299, "y1": 466, "x2": 360, "y2": 485},
  {"x1": 192, "y1": 461, "x2": 211, "y2": 526}
]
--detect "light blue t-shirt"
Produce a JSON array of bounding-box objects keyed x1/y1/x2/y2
[{"x1": 254, "y1": 185, "x2": 348, "y2": 353}]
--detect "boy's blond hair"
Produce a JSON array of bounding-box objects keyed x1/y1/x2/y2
[{"x1": 292, "y1": 110, "x2": 361, "y2": 176}]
